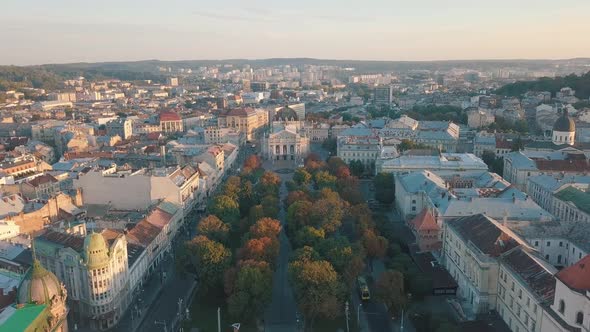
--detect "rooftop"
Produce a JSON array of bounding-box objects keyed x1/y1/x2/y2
[
  {"x1": 447, "y1": 214, "x2": 519, "y2": 257},
  {"x1": 0, "y1": 303, "x2": 47, "y2": 332},
  {"x1": 554, "y1": 186, "x2": 590, "y2": 215},
  {"x1": 556, "y1": 254, "x2": 590, "y2": 292},
  {"x1": 500, "y1": 247, "x2": 556, "y2": 305}
]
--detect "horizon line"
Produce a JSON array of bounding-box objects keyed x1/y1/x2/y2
[{"x1": 5, "y1": 56, "x2": 590, "y2": 67}]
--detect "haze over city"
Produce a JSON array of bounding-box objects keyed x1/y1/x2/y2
[{"x1": 2, "y1": 0, "x2": 590, "y2": 65}]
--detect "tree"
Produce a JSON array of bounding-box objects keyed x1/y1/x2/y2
[
  {"x1": 248, "y1": 205, "x2": 265, "y2": 225},
  {"x1": 293, "y1": 167, "x2": 312, "y2": 186},
  {"x1": 287, "y1": 200, "x2": 314, "y2": 233},
  {"x1": 285, "y1": 190, "x2": 310, "y2": 208},
  {"x1": 304, "y1": 153, "x2": 326, "y2": 173},
  {"x1": 375, "y1": 270, "x2": 406, "y2": 316},
  {"x1": 256, "y1": 171, "x2": 281, "y2": 197},
  {"x1": 374, "y1": 172, "x2": 395, "y2": 204},
  {"x1": 322, "y1": 137, "x2": 337, "y2": 156},
  {"x1": 481, "y1": 150, "x2": 504, "y2": 176},
  {"x1": 291, "y1": 246, "x2": 321, "y2": 263},
  {"x1": 343, "y1": 255, "x2": 365, "y2": 287},
  {"x1": 209, "y1": 195, "x2": 240, "y2": 224},
  {"x1": 314, "y1": 171, "x2": 337, "y2": 190},
  {"x1": 317, "y1": 236, "x2": 355, "y2": 273},
  {"x1": 348, "y1": 160, "x2": 364, "y2": 177},
  {"x1": 222, "y1": 176, "x2": 242, "y2": 201},
  {"x1": 224, "y1": 261, "x2": 273, "y2": 321},
  {"x1": 362, "y1": 230, "x2": 388, "y2": 260},
  {"x1": 327, "y1": 157, "x2": 347, "y2": 175},
  {"x1": 261, "y1": 195, "x2": 280, "y2": 219},
  {"x1": 197, "y1": 215, "x2": 230, "y2": 243},
  {"x1": 289, "y1": 259, "x2": 344, "y2": 329},
  {"x1": 294, "y1": 226, "x2": 325, "y2": 248},
  {"x1": 243, "y1": 155, "x2": 262, "y2": 172},
  {"x1": 238, "y1": 180, "x2": 256, "y2": 217},
  {"x1": 239, "y1": 237, "x2": 280, "y2": 264},
  {"x1": 250, "y1": 218, "x2": 281, "y2": 239},
  {"x1": 186, "y1": 236, "x2": 232, "y2": 291},
  {"x1": 398, "y1": 139, "x2": 429, "y2": 152}
]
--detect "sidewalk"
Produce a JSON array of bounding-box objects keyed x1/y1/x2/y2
[{"x1": 110, "y1": 258, "x2": 175, "y2": 332}]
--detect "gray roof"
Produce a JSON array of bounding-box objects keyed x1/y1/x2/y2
[{"x1": 510, "y1": 220, "x2": 590, "y2": 253}]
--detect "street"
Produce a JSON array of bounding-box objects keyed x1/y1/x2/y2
[{"x1": 264, "y1": 162, "x2": 298, "y2": 332}]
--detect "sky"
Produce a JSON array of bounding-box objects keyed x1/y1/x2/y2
[{"x1": 1, "y1": 0, "x2": 590, "y2": 65}]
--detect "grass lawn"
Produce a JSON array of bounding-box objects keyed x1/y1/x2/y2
[{"x1": 183, "y1": 289, "x2": 258, "y2": 332}]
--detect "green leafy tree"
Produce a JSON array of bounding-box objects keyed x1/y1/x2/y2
[
  {"x1": 248, "y1": 205, "x2": 265, "y2": 225},
  {"x1": 375, "y1": 270, "x2": 406, "y2": 316},
  {"x1": 197, "y1": 215, "x2": 230, "y2": 243},
  {"x1": 289, "y1": 259, "x2": 344, "y2": 329},
  {"x1": 224, "y1": 261, "x2": 273, "y2": 321},
  {"x1": 209, "y1": 195, "x2": 240, "y2": 224},
  {"x1": 314, "y1": 171, "x2": 337, "y2": 190},
  {"x1": 348, "y1": 160, "x2": 365, "y2": 177},
  {"x1": 293, "y1": 167, "x2": 312, "y2": 186},
  {"x1": 294, "y1": 226, "x2": 325, "y2": 248},
  {"x1": 238, "y1": 180, "x2": 256, "y2": 217},
  {"x1": 261, "y1": 195, "x2": 280, "y2": 219},
  {"x1": 374, "y1": 172, "x2": 395, "y2": 204},
  {"x1": 222, "y1": 176, "x2": 242, "y2": 201},
  {"x1": 287, "y1": 200, "x2": 314, "y2": 234},
  {"x1": 186, "y1": 236, "x2": 232, "y2": 291}
]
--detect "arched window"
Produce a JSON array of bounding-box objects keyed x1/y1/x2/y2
[
  {"x1": 558, "y1": 300, "x2": 565, "y2": 314},
  {"x1": 576, "y1": 312, "x2": 584, "y2": 325}
]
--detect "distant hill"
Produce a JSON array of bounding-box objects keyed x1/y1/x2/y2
[
  {"x1": 495, "y1": 71, "x2": 590, "y2": 99},
  {"x1": 2, "y1": 57, "x2": 590, "y2": 91}
]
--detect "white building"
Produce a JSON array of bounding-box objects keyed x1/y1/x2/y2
[
  {"x1": 442, "y1": 214, "x2": 526, "y2": 317},
  {"x1": 496, "y1": 247, "x2": 556, "y2": 332},
  {"x1": 74, "y1": 165, "x2": 201, "y2": 212},
  {"x1": 378, "y1": 153, "x2": 488, "y2": 174},
  {"x1": 262, "y1": 105, "x2": 310, "y2": 162}
]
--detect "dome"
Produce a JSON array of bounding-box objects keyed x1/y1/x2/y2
[
  {"x1": 84, "y1": 232, "x2": 110, "y2": 269},
  {"x1": 18, "y1": 260, "x2": 64, "y2": 305},
  {"x1": 553, "y1": 109, "x2": 575, "y2": 132},
  {"x1": 274, "y1": 105, "x2": 299, "y2": 121}
]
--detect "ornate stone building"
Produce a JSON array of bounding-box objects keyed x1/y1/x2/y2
[
  {"x1": 17, "y1": 257, "x2": 69, "y2": 332},
  {"x1": 261, "y1": 105, "x2": 310, "y2": 162}
]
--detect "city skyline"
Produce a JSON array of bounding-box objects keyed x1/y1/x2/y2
[{"x1": 2, "y1": 0, "x2": 590, "y2": 65}]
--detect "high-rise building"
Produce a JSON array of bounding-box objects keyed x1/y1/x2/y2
[
  {"x1": 373, "y1": 85, "x2": 393, "y2": 105},
  {"x1": 166, "y1": 77, "x2": 179, "y2": 86}
]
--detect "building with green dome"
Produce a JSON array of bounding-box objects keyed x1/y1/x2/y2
[{"x1": 0, "y1": 257, "x2": 69, "y2": 332}]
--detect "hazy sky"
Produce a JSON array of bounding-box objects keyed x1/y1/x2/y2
[{"x1": 2, "y1": 0, "x2": 589, "y2": 65}]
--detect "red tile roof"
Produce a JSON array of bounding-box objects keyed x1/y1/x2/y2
[
  {"x1": 411, "y1": 209, "x2": 440, "y2": 231},
  {"x1": 27, "y1": 174, "x2": 57, "y2": 187},
  {"x1": 533, "y1": 159, "x2": 590, "y2": 172},
  {"x1": 556, "y1": 254, "x2": 590, "y2": 292},
  {"x1": 159, "y1": 111, "x2": 181, "y2": 122}
]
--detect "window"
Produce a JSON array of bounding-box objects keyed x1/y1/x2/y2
[
  {"x1": 576, "y1": 312, "x2": 584, "y2": 325},
  {"x1": 558, "y1": 255, "x2": 562, "y2": 264},
  {"x1": 545, "y1": 254, "x2": 550, "y2": 260},
  {"x1": 547, "y1": 241, "x2": 551, "y2": 247},
  {"x1": 559, "y1": 241, "x2": 563, "y2": 247},
  {"x1": 534, "y1": 241, "x2": 539, "y2": 246},
  {"x1": 558, "y1": 300, "x2": 565, "y2": 314}
]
